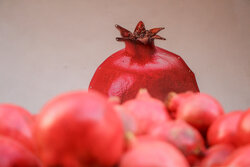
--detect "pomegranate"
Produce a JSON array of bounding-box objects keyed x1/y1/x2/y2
[
  {"x1": 89, "y1": 21, "x2": 199, "y2": 103},
  {"x1": 166, "y1": 91, "x2": 195, "y2": 118},
  {"x1": 34, "y1": 90, "x2": 124, "y2": 167},
  {"x1": 207, "y1": 111, "x2": 243, "y2": 146},
  {"x1": 199, "y1": 144, "x2": 234, "y2": 167},
  {"x1": 237, "y1": 108, "x2": 250, "y2": 146},
  {"x1": 0, "y1": 104, "x2": 36, "y2": 152},
  {"x1": 175, "y1": 93, "x2": 224, "y2": 135},
  {"x1": 149, "y1": 120, "x2": 205, "y2": 165},
  {"x1": 121, "y1": 89, "x2": 170, "y2": 135},
  {"x1": 0, "y1": 136, "x2": 41, "y2": 167},
  {"x1": 120, "y1": 137, "x2": 189, "y2": 167},
  {"x1": 223, "y1": 144, "x2": 250, "y2": 167}
]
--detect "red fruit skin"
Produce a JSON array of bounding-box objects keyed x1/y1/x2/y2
[
  {"x1": 199, "y1": 144, "x2": 234, "y2": 167},
  {"x1": 176, "y1": 93, "x2": 224, "y2": 135},
  {"x1": 0, "y1": 136, "x2": 41, "y2": 167},
  {"x1": 237, "y1": 108, "x2": 250, "y2": 146},
  {"x1": 120, "y1": 137, "x2": 189, "y2": 167},
  {"x1": 89, "y1": 22, "x2": 199, "y2": 103},
  {"x1": 149, "y1": 120, "x2": 205, "y2": 166},
  {"x1": 34, "y1": 90, "x2": 124, "y2": 167},
  {"x1": 166, "y1": 91, "x2": 195, "y2": 118},
  {"x1": 0, "y1": 104, "x2": 36, "y2": 152},
  {"x1": 121, "y1": 89, "x2": 170, "y2": 135},
  {"x1": 223, "y1": 144, "x2": 250, "y2": 167},
  {"x1": 207, "y1": 111, "x2": 243, "y2": 147}
]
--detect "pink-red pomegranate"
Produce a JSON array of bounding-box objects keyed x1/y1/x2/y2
[
  {"x1": 199, "y1": 144, "x2": 234, "y2": 167},
  {"x1": 175, "y1": 93, "x2": 224, "y2": 135},
  {"x1": 223, "y1": 144, "x2": 250, "y2": 167},
  {"x1": 166, "y1": 91, "x2": 195, "y2": 118},
  {"x1": 0, "y1": 136, "x2": 41, "y2": 167},
  {"x1": 89, "y1": 21, "x2": 199, "y2": 103},
  {"x1": 34, "y1": 90, "x2": 124, "y2": 167},
  {"x1": 149, "y1": 120, "x2": 206, "y2": 165},
  {"x1": 207, "y1": 111, "x2": 243, "y2": 146},
  {"x1": 121, "y1": 89, "x2": 170, "y2": 135},
  {"x1": 0, "y1": 104, "x2": 36, "y2": 152},
  {"x1": 237, "y1": 108, "x2": 250, "y2": 146},
  {"x1": 120, "y1": 137, "x2": 189, "y2": 167}
]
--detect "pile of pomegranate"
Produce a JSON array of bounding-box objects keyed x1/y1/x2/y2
[
  {"x1": 1, "y1": 21, "x2": 249, "y2": 166},
  {"x1": 1, "y1": 90, "x2": 249, "y2": 167}
]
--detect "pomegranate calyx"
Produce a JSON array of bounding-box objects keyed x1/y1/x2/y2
[{"x1": 115, "y1": 21, "x2": 165, "y2": 45}]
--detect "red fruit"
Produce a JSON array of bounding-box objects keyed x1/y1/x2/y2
[
  {"x1": 149, "y1": 120, "x2": 206, "y2": 165},
  {"x1": 199, "y1": 144, "x2": 234, "y2": 167},
  {"x1": 176, "y1": 93, "x2": 224, "y2": 135},
  {"x1": 0, "y1": 136, "x2": 41, "y2": 167},
  {"x1": 237, "y1": 108, "x2": 250, "y2": 146},
  {"x1": 207, "y1": 111, "x2": 243, "y2": 146},
  {"x1": 223, "y1": 144, "x2": 250, "y2": 167},
  {"x1": 34, "y1": 90, "x2": 124, "y2": 167},
  {"x1": 120, "y1": 137, "x2": 189, "y2": 167},
  {"x1": 0, "y1": 104, "x2": 36, "y2": 152},
  {"x1": 166, "y1": 91, "x2": 195, "y2": 118},
  {"x1": 89, "y1": 21, "x2": 199, "y2": 103},
  {"x1": 121, "y1": 89, "x2": 170, "y2": 135}
]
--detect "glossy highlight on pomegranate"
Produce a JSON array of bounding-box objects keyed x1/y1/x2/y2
[{"x1": 89, "y1": 21, "x2": 199, "y2": 103}]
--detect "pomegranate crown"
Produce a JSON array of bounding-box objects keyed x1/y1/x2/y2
[{"x1": 115, "y1": 21, "x2": 166, "y2": 44}]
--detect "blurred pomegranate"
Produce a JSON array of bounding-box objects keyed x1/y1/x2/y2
[
  {"x1": 149, "y1": 120, "x2": 205, "y2": 165},
  {"x1": 207, "y1": 111, "x2": 243, "y2": 146},
  {"x1": 0, "y1": 104, "x2": 36, "y2": 152},
  {"x1": 175, "y1": 93, "x2": 224, "y2": 135},
  {"x1": 223, "y1": 144, "x2": 250, "y2": 167},
  {"x1": 121, "y1": 89, "x2": 170, "y2": 135},
  {"x1": 0, "y1": 136, "x2": 41, "y2": 167},
  {"x1": 120, "y1": 137, "x2": 189, "y2": 167},
  {"x1": 34, "y1": 90, "x2": 124, "y2": 167},
  {"x1": 199, "y1": 144, "x2": 234, "y2": 167},
  {"x1": 237, "y1": 108, "x2": 250, "y2": 146}
]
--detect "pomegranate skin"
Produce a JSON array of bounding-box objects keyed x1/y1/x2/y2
[
  {"x1": 121, "y1": 89, "x2": 170, "y2": 135},
  {"x1": 149, "y1": 120, "x2": 205, "y2": 166},
  {"x1": 223, "y1": 144, "x2": 250, "y2": 167},
  {"x1": 176, "y1": 93, "x2": 224, "y2": 135},
  {"x1": 0, "y1": 104, "x2": 36, "y2": 152},
  {"x1": 34, "y1": 90, "x2": 124, "y2": 167},
  {"x1": 89, "y1": 21, "x2": 199, "y2": 103},
  {"x1": 120, "y1": 138, "x2": 189, "y2": 167},
  {"x1": 0, "y1": 136, "x2": 41, "y2": 167},
  {"x1": 207, "y1": 111, "x2": 243, "y2": 146},
  {"x1": 199, "y1": 144, "x2": 234, "y2": 167},
  {"x1": 237, "y1": 108, "x2": 250, "y2": 146}
]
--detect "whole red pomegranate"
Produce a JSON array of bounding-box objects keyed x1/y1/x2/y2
[
  {"x1": 121, "y1": 89, "x2": 170, "y2": 135},
  {"x1": 223, "y1": 144, "x2": 250, "y2": 167},
  {"x1": 120, "y1": 137, "x2": 189, "y2": 167},
  {"x1": 149, "y1": 120, "x2": 206, "y2": 165},
  {"x1": 166, "y1": 91, "x2": 195, "y2": 118},
  {"x1": 175, "y1": 93, "x2": 224, "y2": 135},
  {"x1": 0, "y1": 104, "x2": 36, "y2": 152},
  {"x1": 89, "y1": 21, "x2": 199, "y2": 103},
  {"x1": 237, "y1": 108, "x2": 250, "y2": 146},
  {"x1": 199, "y1": 144, "x2": 234, "y2": 167},
  {"x1": 0, "y1": 136, "x2": 41, "y2": 167},
  {"x1": 207, "y1": 111, "x2": 243, "y2": 146},
  {"x1": 34, "y1": 90, "x2": 124, "y2": 167}
]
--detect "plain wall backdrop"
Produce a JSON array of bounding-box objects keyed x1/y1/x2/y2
[{"x1": 0, "y1": 0, "x2": 249, "y2": 113}]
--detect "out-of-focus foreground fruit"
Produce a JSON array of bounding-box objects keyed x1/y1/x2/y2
[
  {"x1": 34, "y1": 90, "x2": 124, "y2": 167},
  {"x1": 0, "y1": 104, "x2": 36, "y2": 152}
]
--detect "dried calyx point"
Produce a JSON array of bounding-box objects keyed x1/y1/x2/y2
[{"x1": 115, "y1": 21, "x2": 166, "y2": 44}]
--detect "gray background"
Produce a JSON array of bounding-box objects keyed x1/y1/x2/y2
[{"x1": 0, "y1": 0, "x2": 249, "y2": 114}]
